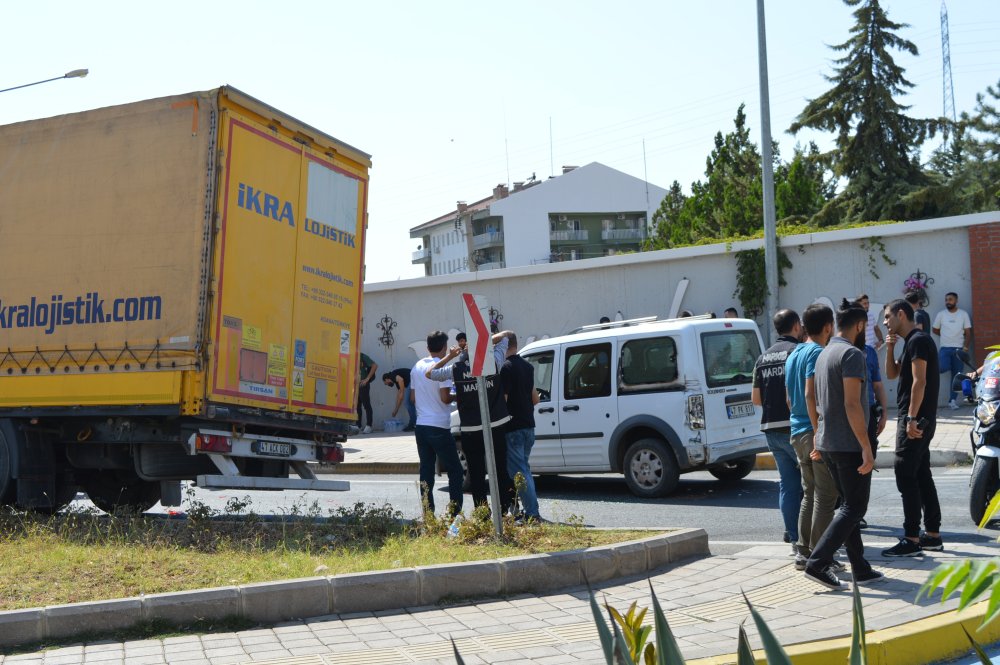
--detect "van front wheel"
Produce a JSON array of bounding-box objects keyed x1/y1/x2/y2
[{"x1": 623, "y1": 439, "x2": 679, "y2": 498}]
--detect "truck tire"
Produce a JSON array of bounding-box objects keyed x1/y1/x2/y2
[
  {"x1": 970, "y1": 456, "x2": 1000, "y2": 526},
  {"x1": 0, "y1": 423, "x2": 14, "y2": 505},
  {"x1": 83, "y1": 471, "x2": 161, "y2": 514},
  {"x1": 623, "y1": 438, "x2": 679, "y2": 498},
  {"x1": 708, "y1": 455, "x2": 756, "y2": 483}
]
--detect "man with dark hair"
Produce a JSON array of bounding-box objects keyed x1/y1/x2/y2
[
  {"x1": 904, "y1": 291, "x2": 931, "y2": 333},
  {"x1": 356, "y1": 352, "x2": 378, "y2": 434},
  {"x1": 456, "y1": 332, "x2": 468, "y2": 352},
  {"x1": 724, "y1": 307, "x2": 739, "y2": 318},
  {"x1": 883, "y1": 299, "x2": 944, "y2": 556},
  {"x1": 785, "y1": 304, "x2": 838, "y2": 571},
  {"x1": 500, "y1": 331, "x2": 543, "y2": 522},
  {"x1": 382, "y1": 367, "x2": 416, "y2": 431},
  {"x1": 803, "y1": 303, "x2": 880, "y2": 589},
  {"x1": 426, "y1": 330, "x2": 516, "y2": 515},
  {"x1": 856, "y1": 294, "x2": 884, "y2": 350},
  {"x1": 933, "y1": 292, "x2": 972, "y2": 409},
  {"x1": 410, "y1": 331, "x2": 464, "y2": 517},
  {"x1": 752, "y1": 308, "x2": 803, "y2": 552}
]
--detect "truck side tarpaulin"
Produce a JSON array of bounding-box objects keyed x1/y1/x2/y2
[{"x1": 0, "y1": 92, "x2": 215, "y2": 354}]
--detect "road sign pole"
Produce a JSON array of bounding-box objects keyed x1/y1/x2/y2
[{"x1": 476, "y1": 376, "x2": 503, "y2": 538}]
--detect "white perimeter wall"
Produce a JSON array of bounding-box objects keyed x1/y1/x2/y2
[{"x1": 361, "y1": 212, "x2": 999, "y2": 425}]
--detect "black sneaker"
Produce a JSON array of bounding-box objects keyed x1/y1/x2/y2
[
  {"x1": 882, "y1": 538, "x2": 923, "y2": 557},
  {"x1": 919, "y1": 533, "x2": 944, "y2": 551},
  {"x1": 783, "y1": 531, "x2": 791, "y2": 543},
  {"x1": 854, "y1": 569, "x2": 885, "y2": 585},
  {"x1": 804, "y1": 565, "x2": 845, "y2": 590}
]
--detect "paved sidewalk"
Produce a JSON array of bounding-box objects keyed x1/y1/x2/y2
[
  {"x1": 334, "y1": 405, "x2": 977, "y2": 474},
  {"x1": 5, "y1": 537, "x2": 996, "y2": 665}
]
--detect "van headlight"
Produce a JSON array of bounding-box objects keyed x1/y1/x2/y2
[
  {"x1": 687, "y1": 394, "x2": 705, "y2": 430},
  {"x1": 977, "y1": 401, "x2": 998, "y2": 426}
]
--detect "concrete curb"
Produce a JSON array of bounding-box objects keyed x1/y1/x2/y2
[
  {"x1": 752, "y1": 448, "x2": 970, "y2": 471},
  {"x1": 0, "y1": 528, "x2": 708, "y2": 649},
  {"x1": 688, "y1": 600, "x2": 1000, "y2": 665},
  {"x1": 325, "y1": 449, "x2": 971, "y2": 475}
]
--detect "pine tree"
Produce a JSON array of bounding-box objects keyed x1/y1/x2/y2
[
  {"x1": 789, "y1": 0, "x2": 938, "y2": 224},
  {"x1": 645, "y1": 181, "x2": 688, "y2": 249}
]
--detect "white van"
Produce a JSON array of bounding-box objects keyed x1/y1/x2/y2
[{"x1": 452, "y1": 315, "x2": 768, "y2": 498}]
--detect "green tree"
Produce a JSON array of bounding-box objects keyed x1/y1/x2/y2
[
  {"x1": 645, "y1": 180, "x2": 688, "y2": 249},
  {"x1": 789, "y1": 0, "x2": 939, "y2": 224},
  {"x1": 774, "y1": 143, "x2": 832, "y2": 222}
]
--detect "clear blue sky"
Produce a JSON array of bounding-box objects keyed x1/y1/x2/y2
[{"x1": 2, "y1": 1, "x2": 997, "y2": 283}]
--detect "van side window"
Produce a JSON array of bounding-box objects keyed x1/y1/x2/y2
[
  {"x1": 701, "y1": 330, "x2": 761, "y2": 387},
  {"x1": 565, "y1": 343, "x2": 612, "y2": 400},
  {"x1": 525, "y1": 351, "x2": 554, "y2": 403},
  {"x1": 619, "y1": 337, "x2": 679, "y2": 392}
]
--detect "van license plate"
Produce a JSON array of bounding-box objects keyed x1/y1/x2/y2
[
  {"x1": 726, "y1": 402, "x2": 755, "y2": 419},
  {"x1": 254, "y1": 441, "x2": 293, "y2": 457}
]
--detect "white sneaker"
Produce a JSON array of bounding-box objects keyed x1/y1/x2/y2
[
  {"x1": 362, "y1": 426, "x2": 372, "y2": 434},
  {"x1": 948, "y1": 400, "x2": 959, "y2": 410}
]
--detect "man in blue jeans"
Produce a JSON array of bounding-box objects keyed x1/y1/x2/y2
[
  {"x1": 500, "y1": 332, "x2": 542, "y2": 522},
  {"x1": 410, "y1": 331, "x2": 464, "y2": 517},
  {"x1": 932, "y1": 292, "x2": 972, "y2": 409},
  {"x1": 752, "y1": 309, "x2": 803, "y2": 554}
]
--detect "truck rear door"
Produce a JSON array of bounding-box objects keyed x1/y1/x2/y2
[
  {"x1": 207, "y1": 110, "x2": 367, "y2": 422},
  {"x1": 698, "y1": 325, "x2": 765, "y2": 461}
]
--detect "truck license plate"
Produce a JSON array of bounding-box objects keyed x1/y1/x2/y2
[
  {"x1": 254, "y1": 441, "x2": 293, "y2": 457},
  {"x1": 726, "y1": 402, "x2": 755, "y2": 419}
]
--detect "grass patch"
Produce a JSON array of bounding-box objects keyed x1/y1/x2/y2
[{"x1": 0, "y1": 500, "x2": 655, "y2": 611}]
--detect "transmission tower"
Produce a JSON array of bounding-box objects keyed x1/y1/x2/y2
[{"x1": 941, "y1": 1, "x2": 956, "y2": 121}]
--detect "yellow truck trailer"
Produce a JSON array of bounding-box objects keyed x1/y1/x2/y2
[{"x1": 0, "y1": 87, "x2": 369, "y2": 511}]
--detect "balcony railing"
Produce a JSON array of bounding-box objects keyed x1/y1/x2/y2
[
  {"x1": 473, "y1": 231, "x2": 504, "y2": 248},
  {"x1": 602, "y1": 228, "x2": 647, "y2": 241},
  {"x1": 477, "y1": 261, "x2": 506, "y2": 271},
  {"x1": 550, "y1": 230, "x2": 589, "y2": 241},
  {"x1": 411, "y1": 248, "x2": 431, "y2": 262}
]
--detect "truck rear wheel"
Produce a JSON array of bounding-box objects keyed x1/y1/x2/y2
[
  {"x1": 83, "y1": 471, "x2": 161, "y2": 514},
  {"x1": 708, "y1": 456, "x2": 756, "y2": 483}
]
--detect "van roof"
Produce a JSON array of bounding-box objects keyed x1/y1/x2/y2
[{"x1": 520, "y1": 317, "x2": 760, "y2": 353}]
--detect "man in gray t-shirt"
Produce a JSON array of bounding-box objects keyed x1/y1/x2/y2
[{"x1": 803, "y1": 303, "x2": 880, "y2": 590}]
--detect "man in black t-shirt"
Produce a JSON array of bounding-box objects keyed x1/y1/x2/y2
[
  {"x1": 500, "y1": 332, "x2": 542, "y2": 521},
  {"x1": 882, "y1": 299, "x2": 943, "y2": 556},
  {"x1": 905, "y1": 291, "x2": 931, "y2": 333},
  {"x1": 382, "y1": 368, "x2": 415, "y2": 431}
]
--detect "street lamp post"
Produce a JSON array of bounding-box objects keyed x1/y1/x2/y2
[{"x1": 0, "y1": 69, "x2": 89, "y2": 95}]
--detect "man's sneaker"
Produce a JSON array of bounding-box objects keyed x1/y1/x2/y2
[
  {"x1": 919, "y1": 533, "x2": 944, "y2": 551},
  {"x1": 830, "y1": 560, "x2": 847, "y2": 573},
  {"x1": 790, "y1": 543, "x2": 799, "y2": 557},
  {"x1": 949, "y1": 399, "x2": 960, "y2": 410},
  {"x1": 854, "y1": 569, "x2": 885, "y2": 585},
  {"x1": 362, "y1": 426, "x2": 372, "y2": 434},
  {"x1": 794, "y1": 553, "x2": 808, "y2": 571},
  {"x1": 804, "y1": 565, "x2": 845, "y2": 590},
  {"x1": 882, "y1": 538, "x2": 923, "y2": 557},
  {"x1": 783, "y1": 531, "x2": 791, "y2": 543}
]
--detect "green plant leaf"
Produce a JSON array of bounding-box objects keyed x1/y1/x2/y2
[
  {"x1": 980, "y1": 488, "x2": 1000, "y2": 528},
  {"x1": 849, "y1": 573, "x2": 868, "y2": 665},
  {"x1": 648, "y1": 580, "x2": 686, "y2": 665},
  {"x1": 742, "y1": 591, "x2": 793, "y2": 665},
  {"x1": 919, "y1": 563, "x2": 960, "y2": 602},
  {"x1": 590, "y1": 589, "x2": 616, "y2": 663},
  {"x1": 960, "y1": 561, "x2": 998, "y2": 609},
  {"x1": 643, "y1": 642, "x2": 657, "y2": 665},
  {"x1": 608, "y1": 611, "x2": 638, "y2": 665},
  {"x1": 737, "y1": 620, "x2": 756, "y2": 665},
  {"x1": 451, "y1": 638, "x2": 466, "y2": 664},
  {"x1": 982, "y1": 578, "x2": 1000, "y2": 630},
  {"x1": 963, "y1": 625, "x2": 993, "y2": 664},
  {"x1": 942, "y1": 560, "x2": 974, "y2": 602}
]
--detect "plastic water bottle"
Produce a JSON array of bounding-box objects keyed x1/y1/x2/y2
[{"x1": 446, "y1": 514, "x2": 463, "y2": 538}]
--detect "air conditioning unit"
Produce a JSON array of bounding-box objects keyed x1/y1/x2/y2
[
  {"x1": 558, "y1": 215, "x2": 568, "y2": 222},
  {"x1": 617, "y1": 214, "x2": 626, "y2": 220}
]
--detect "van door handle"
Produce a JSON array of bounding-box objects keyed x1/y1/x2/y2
[
  {"x1": 538, "y1": 407, "x2": 555, "y2": 413},
  {"x1": 562, "y1": 405, "x2": 580, "y2": 412}
]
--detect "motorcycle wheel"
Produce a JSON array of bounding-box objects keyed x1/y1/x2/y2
[{"x1": 969, "y1": 456, "x2": 1000, "y2": 526}]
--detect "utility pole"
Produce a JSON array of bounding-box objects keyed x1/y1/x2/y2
[{"x1": 756, "y1": 0, "x2": 778, "y2": 344}]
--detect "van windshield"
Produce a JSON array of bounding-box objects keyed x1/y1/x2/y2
[{"x1": 701, "y1": 330, "x2": 760, "y2": 388}]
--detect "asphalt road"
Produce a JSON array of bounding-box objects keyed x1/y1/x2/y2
[{"x1": 96, "y1": 464, "x2": 996, "y2": 556}]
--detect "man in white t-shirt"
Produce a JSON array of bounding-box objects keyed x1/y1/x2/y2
[
  {"x1": 411, "y1": 330, "x2": 464, "y2": 516},
  {"x1": 857, "y1": 294, "x2": 884, "y2": 350},
  {"x1": 933, "y1": 292, "x2": 972, "y2": 409}
]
